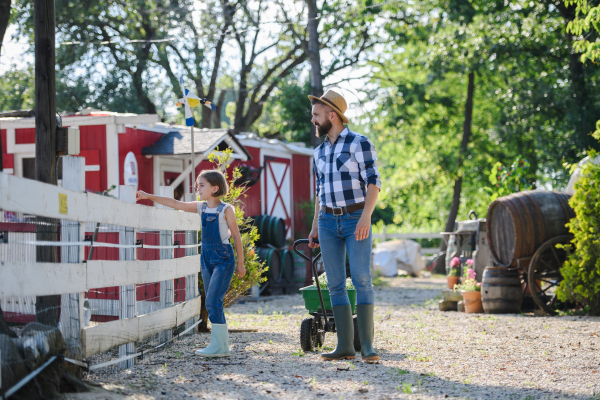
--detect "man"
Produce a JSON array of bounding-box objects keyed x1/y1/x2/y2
[{"x1": 307, "y1": 89, "x2": 381, "y2": 362}]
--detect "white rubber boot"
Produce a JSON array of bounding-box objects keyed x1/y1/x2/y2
[{"x1": 195, "y1": 323, "x2": 230, "y2": 357}]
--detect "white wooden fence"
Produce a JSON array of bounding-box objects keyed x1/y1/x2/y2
[{"x1": 0, "y1": 158, "x2": 201, "y2": 363}]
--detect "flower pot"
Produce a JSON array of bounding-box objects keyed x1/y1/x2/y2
[
  {"x1": 461, "y1": 291, "x2": 483, "y2": 313},
  {"x1": 447, "y1": 276, "x2": 459, "y2": 289}
]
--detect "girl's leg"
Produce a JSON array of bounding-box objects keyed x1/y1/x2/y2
[{"x1": 204, "y1": 247, "x2": 236, "y2": 324}]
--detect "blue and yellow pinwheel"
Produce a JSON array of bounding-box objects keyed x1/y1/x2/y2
[{"x1": 176, "y1": 76, "x2": 217, "y2": 126}]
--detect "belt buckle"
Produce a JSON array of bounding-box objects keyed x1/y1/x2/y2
[{"x1": 332, "y1": 207, "x2": 343, "y2": 216}]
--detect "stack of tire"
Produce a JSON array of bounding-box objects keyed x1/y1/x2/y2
[{"x1": 252, "y1": 215, "x2": 294, "y2": 285}]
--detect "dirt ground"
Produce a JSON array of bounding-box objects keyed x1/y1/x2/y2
[{"x1": 66, "y1": 276, "x2": 600, "y2": 400}]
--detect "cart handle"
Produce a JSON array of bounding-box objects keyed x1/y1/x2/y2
[{"x1": 292, "y1": 239, "x2": 321, "y2": 263}]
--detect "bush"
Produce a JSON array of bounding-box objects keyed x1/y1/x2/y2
[
  {"x1": 197, "y1": 149, "x2": 267, "y2": 330},
  {"x1": 557, "y1": 150, "x2": 600, "y2": 315}
]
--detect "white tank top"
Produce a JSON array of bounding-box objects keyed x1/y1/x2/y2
[{"x1": 196, "y1": 202, "x2": 232, "y2": 244}]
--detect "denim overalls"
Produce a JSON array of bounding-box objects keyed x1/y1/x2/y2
[{"x1": 200, "y1": 202, "x2": 236, "y2": 324}]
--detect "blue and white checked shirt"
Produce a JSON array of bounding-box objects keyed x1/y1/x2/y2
[{"x1": 313, "y1": 128, "x2": 382, "y2": 207}]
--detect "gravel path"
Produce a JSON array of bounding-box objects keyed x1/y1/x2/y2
[{"x1": 71, "y1": 276, "x2": 600, "y2": 400}]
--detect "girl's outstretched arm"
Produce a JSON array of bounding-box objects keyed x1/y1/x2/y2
[
  {"x1": 224, "y1": 206, "x2": 245, "y2": 278},
  {"x1": 136, "y1": 190, "x2": 199, "y2": 213}
]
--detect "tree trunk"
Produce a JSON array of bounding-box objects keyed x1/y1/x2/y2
[
  {"x1": 0, "y1": 0, "x2": 11, "y2": 171},
  {"x1": 436, "y1": 71, "x2": 475, "y2": 273},
  {"x1": 34, "y1": 0, "x2": 60, "y2": 326},
  {"x1": 306, "y1": 0, "x2": 324, "y2": 149}
]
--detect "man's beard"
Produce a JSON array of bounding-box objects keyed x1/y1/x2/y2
[{"x1": 315, "y1": 119, "x2": 332, "y2": 137}]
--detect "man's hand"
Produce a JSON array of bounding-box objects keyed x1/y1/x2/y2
[
  {"x1": 354, "y1": 215, "x2": 371, "y2": 241},
  {"x1": 308, "y1": 228, "x2": 320, "y2": 249},
  {"x1": 236, "y1": 262, "x2": 246, "y2": 279},
  {"x1": 136, "y1": 190, "x2": 150, "y2": 201}
]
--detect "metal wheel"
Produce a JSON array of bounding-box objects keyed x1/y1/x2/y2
[
  {"x1": 527, "y1": 235, "x2": 572, "y2": 315},
  {"x1": 300, "y1": 317, "x2": 324, "y2": 351}
]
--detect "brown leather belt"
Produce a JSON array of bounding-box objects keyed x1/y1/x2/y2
[{"x1": 320, "y1": 202, "x2": 365, "y2": 215}]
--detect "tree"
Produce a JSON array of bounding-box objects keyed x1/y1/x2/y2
[{"x1": 306, "y1": 0, "x2": 324, "y2": 148}]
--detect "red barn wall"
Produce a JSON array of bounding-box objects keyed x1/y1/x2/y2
[
  {"x1": 79, "y1": 125, "x2": 108, "y2": 192},
  {"x1": 119, "y1": 127, "x2": 163, "y2": 206},
  {"x1": 1, "y1": 129, "x2": 14, "y2": 170},
  {"x1": 292, "y1": 154, "x2": 312, "y2": 237}
]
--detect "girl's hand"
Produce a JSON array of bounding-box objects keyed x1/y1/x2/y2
[
  {"x1": 136, "y1": 190, "x2": 150, "y2": 201},
  {"x1": 236, "y1": 263, "x2": 246, "y2": 279}
]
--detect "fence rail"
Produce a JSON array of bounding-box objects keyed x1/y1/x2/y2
[{"x1": 0, "y1": 157, "x2": 201, "y2": 370}]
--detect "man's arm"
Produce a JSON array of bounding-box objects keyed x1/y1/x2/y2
[
  {"x1": 354, "y1": 184, "x2": 379, "y2": 241},
  {"x1": 308, "y1": 199, "x2": 320, "y2": 248}
]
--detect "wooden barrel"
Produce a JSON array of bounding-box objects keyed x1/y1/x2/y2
[
  {"x1": 258, "y1": 247, "x2": 282, "y2": 282},
  {"x1": 253, "y1": 214, "x2": 287, "y2": 248},
  {"x1": 281, "y1": 250, "x2": 294, "y2": 283},
  {"x1": 269, "y1": 217, "x2": 286, "y2": 248},
  {"x1": 481, "y1": 267, "x2": 523, "y2": 314},
  {"x1": 486, "y1": 191, "x2": 574, "y2": 268}
]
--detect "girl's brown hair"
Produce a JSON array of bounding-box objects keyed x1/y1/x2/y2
[{"x1": 197, "y1": 169, "x2": 229, "y2": 197}]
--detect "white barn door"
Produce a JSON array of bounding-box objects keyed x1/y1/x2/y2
[{"x1": 263, "y1": 155, "x2": 292, "y2": 238}]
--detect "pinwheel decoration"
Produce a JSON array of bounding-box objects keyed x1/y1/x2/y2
[{"x1": 176, "y1": 76, "x2": 217, "y2": 199}]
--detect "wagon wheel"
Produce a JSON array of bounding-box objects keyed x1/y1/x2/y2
[
  {"x1": 300, "y1": 317, "x2": 325, "y2": 352},
  {"x1": 527, "y1": 235, "x2": 572, "y2": 315}
]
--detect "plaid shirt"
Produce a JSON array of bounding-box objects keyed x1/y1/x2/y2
[{"x1": 313, "y1": 128, "x2": 381, "y2": 207}]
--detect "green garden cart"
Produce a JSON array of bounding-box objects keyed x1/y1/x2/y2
[{"x1": 293, "y1": 239, "x2": 361, "y2": 352}]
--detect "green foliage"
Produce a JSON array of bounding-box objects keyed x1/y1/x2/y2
[
  {"x1": 0, "y1": 66, "x2": 34, "y2": 111},
  {"x1": 485, "y1": 158, "x2": 533, "y2": 201},
  {"x1": 565, "y1": 0, "x2": 600, "y2": 63},
  {"x1": 557, "y1": 150, "x2": 600, "y2": 315},
  {"x1": 202, "y1": 149, "x2": 268, "y2": 307},
  {"x1": 253, "y1": 76, "x2": 312, "y2": 144},
  {"x1": 312, "y1": 273, "x2": 354, "y2": 290}
]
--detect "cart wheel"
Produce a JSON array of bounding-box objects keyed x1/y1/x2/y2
[
  {"x1": 528, "y1": 235, "x2": 572, "y2": 315},
  {"x1": 353, "y1": 316, "x2": 361, "y2": 352},
  {"x1": 300, "y1": 318, "x2": 315, "y2": 351},
  {"x1": 314, "y1": 317, "x2": 325, "y2": 349}
]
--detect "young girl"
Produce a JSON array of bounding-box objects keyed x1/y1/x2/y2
[{"x1": 136, "y1": 169, "x2": 245, "y2": 358}]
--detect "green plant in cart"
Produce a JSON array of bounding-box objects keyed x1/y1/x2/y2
[{"x1": 312, "y1": 273, "x2": 354, "y2": 290}]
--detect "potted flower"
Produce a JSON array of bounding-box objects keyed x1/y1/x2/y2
[
  {"x1": 447, "y1": 257, "x2": 461, "y2": 289},
  {"x1": 454, "y1": 260, "x2": 483, "y2": 313}
]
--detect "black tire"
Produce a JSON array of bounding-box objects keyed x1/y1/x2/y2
[
  {"x1": 314, "y1": 317, "x2": 325, "y2": 348},
  {"x1": 300, "y1": 318, "x2": 315, "y2": 352},
  {"x1": 353, "y1": 316, "x2": 361, "y2": 352}
]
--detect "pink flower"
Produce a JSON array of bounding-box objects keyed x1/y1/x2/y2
[
  {"x1": 466, "y1": 259, "x2": 474, "y2": 266},
  {"x1": 467, "y1": 268, "x2": 476, "y2": 280},
  {"x1": 450, "y1": 257, "x2": 460, "y2": 267},
  {"x1": 476, "y1": 282, "x2": 482, "y2": 287}
]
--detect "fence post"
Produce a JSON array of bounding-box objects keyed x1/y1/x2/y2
[
  {"x1": 59, "y1": 156, "x2": 85, "y2": 359},
  {"x1": 183, "y1": 193, "x2": 199, "y2": 335},
  {"x1": 158, "y1": 186, "x2": 174, "y2": 344},
  {"x1": 118, "y1": 185, "x2": 137, "y2": 369}
]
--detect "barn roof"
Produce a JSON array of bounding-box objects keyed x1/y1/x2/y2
[{"x1": 140, "y1": 126, "x2": 252, "y2": 160}]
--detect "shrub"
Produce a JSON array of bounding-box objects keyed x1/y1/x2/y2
[{"x1": 557, "y1": 150, "x2": 600, "y2": 315}]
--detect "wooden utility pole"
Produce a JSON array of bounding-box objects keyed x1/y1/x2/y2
[
  {"x1": 435, "y1": 71, "x2": 475, "y2": 274},
  {"x1": 34, "y1": 0, "x2": 60, "y2": 326},
  {"x1": 306, "y1": 0, "x2": 324, "y2": 149}
]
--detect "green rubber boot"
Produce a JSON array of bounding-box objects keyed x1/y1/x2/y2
[
  {"x1": 356, "y1": 304, "x2": 380, "y2": 362},
  {"x1": 322, "y1": 305, "x2": 356, "y2": 360},
  {"x1": 195, "y1": 323, "x2": 230, "y2": 357}
]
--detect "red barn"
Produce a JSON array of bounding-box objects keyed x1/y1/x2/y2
[{"x1": 0, "y1": 109, "x2": 315, "y2": 239}]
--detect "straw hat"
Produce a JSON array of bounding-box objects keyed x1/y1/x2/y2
[{"x1": 308, "y1": 89, "x2": 349, "y2": 124}]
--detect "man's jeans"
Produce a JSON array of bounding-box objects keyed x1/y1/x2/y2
[{"x1": 318, "y1": 208, "x2": 374, "y2": 307}]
